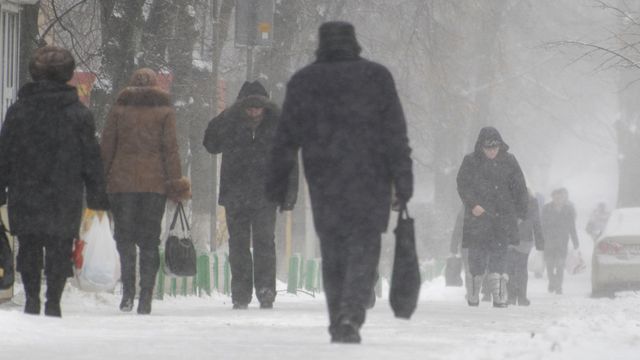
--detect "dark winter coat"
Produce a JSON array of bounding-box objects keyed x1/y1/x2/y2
[
  {"x1": 541, "y1": 202, "x2": 579, "y2": 257},
  {"x1": 266, "y1": 43, "x2": 413, "y2": 234},
  {"x1": 204, "y1": 93, "x2": 298, "y2": 209},
  {"x1": 456, "y1": 127, "x2": 528, "y2": 249},
  {"x1": 100, "y1": 86, "x2": 190, "y2": 202},
  {"x1": 0, "y1": 81, "x2": 109, "y2": 238},
  {"x1": 512, "y1": 195, "x2": 544, "y2": 254}
]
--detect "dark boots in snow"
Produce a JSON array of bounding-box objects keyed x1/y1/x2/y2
[
  {"x1": 22, "y1": 272, "x2": 41, "y2": 315},
  {"x1": 331, "y1": 319, "x2": 361, "y2": 344},
  {"x1": 467, "y1": 275, "x2": 483, "y2": 306},
  {"x1": 137, "y1": 288, "x2": 153, "y2": 314},
  {"x1": 44, "y1": 277, "x2": 66, "y2": 317}
]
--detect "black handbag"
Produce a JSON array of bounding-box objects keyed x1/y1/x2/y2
[
  {"x1": 164, "y1": 202, "x2": 197, "y2": 276},
  {"x1": 445, "y1": 256, "x2": 463, "y2": 287},
  {"x1": 0, "y1": 220, "x2": 14, "y2": 290},
  {"x1": 389, "y1": 204, "x2": 420, "y2": 319}
]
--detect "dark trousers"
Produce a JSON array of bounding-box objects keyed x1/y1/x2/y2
[
  {"x1": 226, "y1": 205, "x2": 277, "y2": 305},
  {"x1": 17, "y1": 234, "x2": 72, "y2": 304},
  {"x1": 505, "y1": 249, "x2": 530, "y2": 301},
  {"x1": 109, "y1": 193, "x2": 166, "y2": 296},
  {"x1": 318, "y1": 226, "x2": 381, "y2": 334},
  {"x1": 545, "y1": 251, "x2": 566, "y2": 292},
  {"x1": 468, "y1": 242, "x2": 508, "y2": 277}
]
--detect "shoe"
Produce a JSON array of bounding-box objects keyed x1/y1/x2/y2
[
  {"x1": 233, "y1": 303, "x2": 248, "y2": 310},
  {"x1": 24, "y1": 296, "x2": 41, "y2": 315},
  {"x1": 331, "y1": 320, "x2": 361, "y2": 344},
  {"x1": 137, "y1": 289, "x2": 153, "y2": 315},
  {"x1": 120, "y1": 297, "x2": 134, "y2": 312},
  {"x1": 260, "y1": 302, "x2": 273, "y2": 309},
  {"x1": 44, "y1": 301, "x2": 61, "y2": 317},
  {"x1": 518, "y1": 298, "x2": 530, "y2": 306}
]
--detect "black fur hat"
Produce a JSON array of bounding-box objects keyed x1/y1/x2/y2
[
  {"x1": 237, "y1": 80, "x2": 269, "y2": 99},
  {"x1": 29, "y1": 46, "x2": 76, "y2": 83}
]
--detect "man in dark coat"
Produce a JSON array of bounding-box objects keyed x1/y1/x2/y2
[
  {"x1": 266, "y1": 22, "x2": 413, "y2": 343},
  {"x1": 203, "y1": 80, "x2": 298, "y2": 309},
  {"x1": 506, "y1": 191, "x2": 544, "y2": 306},
  {"x1": 0, "y1": 46, "x2": 109, "y2": 317},
  {"x1": 542, "y1": 187, "x2": 579, "y2": 294},
  {"x1": 456, "y1": 127, "x2": 528, "y2": 308}
]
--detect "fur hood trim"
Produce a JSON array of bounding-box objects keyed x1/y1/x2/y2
[{"x1": 116, "y1": 86, "x2": 171, "y2": 107}]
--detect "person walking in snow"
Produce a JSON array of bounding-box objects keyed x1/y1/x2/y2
[
  {"x1": 101, "y1": 68, "x2": 191, "y2": 314},
  {"x1": 541, "y1": 187, "x2": 579, "y2": 294},
  {"x1": 203, "y1": 80, "x2": 298, "y2": 310},
  {"x1": 505, "y1": 190, "x2": 544, "y2": 306},
  {"x1": 0, "y1": 46, "x2": 109, "y2": 317},
  {"x1": 456, "y1": 127, "x2": 528, "y2": 308},
  {"x1": 266, "y1": 21, "x2": 413, "y2": 343}
]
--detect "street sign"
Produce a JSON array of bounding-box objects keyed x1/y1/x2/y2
[{"x1": 235, "y1": 0, "x2": 275, "y2": 47}]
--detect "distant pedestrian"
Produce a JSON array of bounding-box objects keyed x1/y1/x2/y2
[
  {"x1": 456, "y1": 127, "x2": 528, "y2": 308},
  {"x1": 0, "y1": 46, "x2": 109, "y2": 317},
  {"x1": 267, "y1": 21, "x2": 413, "y2": 343},
  {"x1": 506, "y1": 190, "x2": 544, "y2": 306},
  {"x1": 541, "y1": 188, "x2": 579, "y2": 294},
  {"x1": 101, "y1": 68, "x2": 191, "y2": 314},
  {"x1": 204, "y1": 80, "x2": 298, "y2": 310}
]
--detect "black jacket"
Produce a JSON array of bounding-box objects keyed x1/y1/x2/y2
[
  {"x1": 204, "y1": 93, "x2": 298, "y2": 209},
  {"x1": 266, "y1": 45, "x2": 413, "y2": 233},
  {"x1": 0, "y1": 81, "x2": 108, "y2": 238},
  {"x1": 456, "y1": 127, "x2": 528, "y2": 248}
]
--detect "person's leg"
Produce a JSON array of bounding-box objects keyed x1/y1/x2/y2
[
  {"x1": 135, "y1": 193, "x2": 166, "y2": 314},
  {"x1": 545, "y1": 252, "x2": 556, "y2": 292},
  {"x1": 317, "y1": 230, "x2": 346, "y2": 340},
  {"x1": 487, "y1": 243, "x2": 508, "y2": 308},
  {"x1": 43, "y1": 235, "x2": 74, "y2": 317},
  {"x1": 462, "y1": 248, "x2": 473, "y2": 301},
  {"x1": 556, "y1": 255, "x2": 566, "y2": 294},
  {"x1": 109, "y1": 194, "x2": 138, "y2": 311},
  {"x1": 467, "y1": 245, "x2": 489, "y2": 306},
  {"x1": 250, "y1": 205, "x2": 277, "y2": 308},
  {"x1": 519, "y1": 252, "x2": 530, "y2": 305},
  {"x1": 505, "y1": 248, "x2": 518, "y2": 305},
  {"x1": 17, "y1": 235, "x2": 44, "y2": 315},
  {"x1": 226, "y1": 206, "x2": 253, "y2": 308}
]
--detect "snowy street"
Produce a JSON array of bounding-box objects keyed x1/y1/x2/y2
[{"x1": 2, "y1": 272, "x2": 639, "y2": 360}]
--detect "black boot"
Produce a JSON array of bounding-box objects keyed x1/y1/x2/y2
[
  {"x1": 331, "y1": 319, "x2": 361, "y2": 344},
  {"x1": 116, "y1": 239, "x2": 136, "y2": 312},
  {"x1": 44, "y1": 277, "x2": 66, "y2": 317},
  {"x1": 137, "y1": 288, "x2": 153, "y2": 315},
  {"x1": 22, "y1": 273, "x2": 41, "y2": 315}
]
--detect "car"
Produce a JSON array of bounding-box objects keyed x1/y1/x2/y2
[{"x1": 591, "y1": 207, "x2": 640, "y2": 297}]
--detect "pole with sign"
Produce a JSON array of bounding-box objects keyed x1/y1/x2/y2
[{"x1": 234, "y1": 0, "x2": 275, "y2": 80}]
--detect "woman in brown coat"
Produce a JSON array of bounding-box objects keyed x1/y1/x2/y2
[{"x1": 101, "y1": 68, "x2": 190, "y2": 314}]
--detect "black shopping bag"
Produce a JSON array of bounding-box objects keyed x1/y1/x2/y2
[
  {"x1": 389, "y1": 204, "x2": 420, "y2": 319},
  {"x1": 0, "y1": 221, "x2": 14, "y2": 290},
  {"x1": 445, "y1": 257, "x2": 463, "y2": 287},
  {"x1": 164, "y1": 202, "x2": 197, "y2": 276}
]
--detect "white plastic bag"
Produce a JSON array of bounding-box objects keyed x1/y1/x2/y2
[
  {"x1": 76, "y1": 215, "x2": 121, "y2": 292},
  {"x1": 565, "y1": 249, "x2": 586, "y2": 275},
  {"x1": 528, "y1": 250, "x2": 545, "y2": 277}
]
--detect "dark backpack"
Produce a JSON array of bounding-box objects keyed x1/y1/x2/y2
[{"x1": 0, "y1": 222, "x2": 14, "y2": 290}]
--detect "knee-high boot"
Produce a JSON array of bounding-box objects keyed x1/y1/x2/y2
[
  {"x1": 116, "y1": 241, "x2": 136, "y2": 312},
  {"x1": 44, "y1": 277, "x2": 66, "y2": 317},
  {"x1": 489, "y1": 273, "x2": 509, "y2": 308},
  {"x1": 137, "y1": 246, "x2": 159, "y2": 314},
  {"x1": 21, "y1": 272, "x2": 41, "y2": 315}
]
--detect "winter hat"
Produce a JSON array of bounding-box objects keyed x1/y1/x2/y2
[
  {"x1": 316, "y1": 21, "x2": 362, "y2": 61},
  {"x1": 474, "y1": 126, "x2": 509, "y2": 155},
  {"x1": 29, "y1": 46, "x2": 76, "y2": 83},
  {"x1": 237, "y1": 80, "x2": 269, "y2": 100},
  {"x1": 128, "y1": 68, "x2": 159, "y2": 87}
]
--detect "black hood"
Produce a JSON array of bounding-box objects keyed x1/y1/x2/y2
[
  {"x1": 474, "y1": 127, "x2": 509, "y2": 156},
  {"x1": 237, "y1": 80, "x2": 268, "y2": 100},
  {"x1": 315, "y1": 21, "x2": 362, "y2": 62},
  {"x1": 18, "y1": 80, "x2": 79, "y2": 109}
]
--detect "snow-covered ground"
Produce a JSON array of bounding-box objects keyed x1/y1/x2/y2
[{"x1": 1, "y1": 271, "x2": 639, "y2": 360}]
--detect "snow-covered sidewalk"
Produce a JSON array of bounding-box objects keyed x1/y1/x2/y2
[{"x1": 1, "y1": 273, "x2": 639, "y2": 360}]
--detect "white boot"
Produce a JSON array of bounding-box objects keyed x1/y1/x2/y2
[{"x1": 489, "y1": 273, "x2": 509, "y2": 308}]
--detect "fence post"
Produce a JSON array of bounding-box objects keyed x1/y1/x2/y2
[
  {"x1": 287, "y1": 253, "x2": 300, "y2": 294},
  {"x1": 212, "y1": 252, "x2": 219, "y2": 291},
  {"x1": 223, "y1": 253, "x2": 231, "y2": 295},
  {"x1": 304, "y1": 259, "x2": 318, "y2": 291},
  {"x1": 156, "y1": 249, "x2": 165, "y2": 300},
  {"x1": 197, "y1": 254, "x2": 211, "y2": 296}
]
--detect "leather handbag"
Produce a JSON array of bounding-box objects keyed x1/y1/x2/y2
[
  {"x1": 164, "y1": 202, "x2": 197, "y2": 276},
  {"x1": 0, "y1": 220, "x2": 14, "y2": 290},
  {"x1": 389, "y1": 203, "x2": 420, "y2": 319}
]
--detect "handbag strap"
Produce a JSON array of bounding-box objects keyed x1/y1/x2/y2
[
  {"x1": 169, "y1": 202, "x2": 190, "y2": 232},
  {"x1": 397, "y1": 202, "x2": 410, "y2": 221}
]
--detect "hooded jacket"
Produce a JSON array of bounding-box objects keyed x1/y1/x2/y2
[
  {"x1": 456, "y1": 127, "x2": 528, "y2": 248},
  {"x1": 0, "y1": 81, "x2": 108, "y2": 238},
  {"x1": 266, "y1": 21, "x2": 413, "y2": 233},
  {"x1": 204, "y1": 82, "x2": 298, "y2": 209}
]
